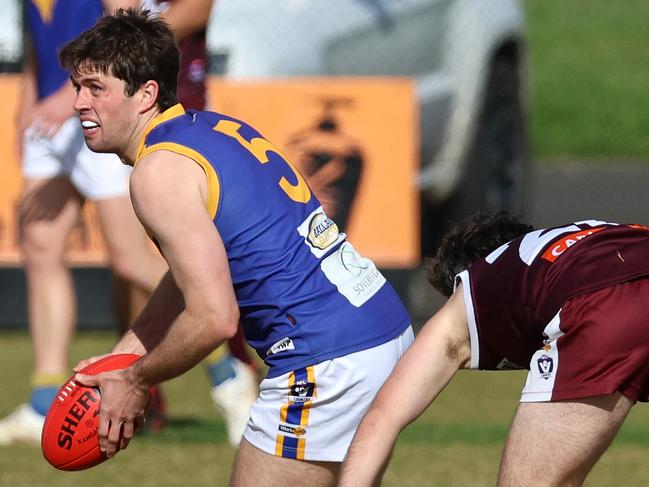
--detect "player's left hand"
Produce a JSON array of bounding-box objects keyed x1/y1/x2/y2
[
  {"x1": 29, "y1": 86, "x2": 77, "y2": 139},
  {"x1": 74, "y1": 369, "x2": 150, "y2": 458}
]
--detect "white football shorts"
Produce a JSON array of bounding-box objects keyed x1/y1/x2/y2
[
  {"x1": 243, "y1": 325, "x2": 414, "y2": 462},
  {"x1": 22, "y1": 116, "x2": 131, "y2": 200}
]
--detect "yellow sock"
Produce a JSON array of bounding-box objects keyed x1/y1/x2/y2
[{"x1": 31, "y1": 372, "x2": 67, "y2": 388}]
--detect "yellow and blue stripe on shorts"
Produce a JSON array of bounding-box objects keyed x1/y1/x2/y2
[{"x1": 275, "y1": 366, "x2": 316, "y2": 460}]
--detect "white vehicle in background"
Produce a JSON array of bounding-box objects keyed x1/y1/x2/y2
[
  {"x1": 0, "y1": 0, "x2": 22, "y2": 73},
  {"x1": 208, "y1": 0, "x2": 529, "y2": 250},
  {"x1": 0, "y1": 0, "x2": 528, "y2": 323}
]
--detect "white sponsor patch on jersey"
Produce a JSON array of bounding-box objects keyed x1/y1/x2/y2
[{"x1": 320, "y1": 242, "x2": 386, "y2": 307}]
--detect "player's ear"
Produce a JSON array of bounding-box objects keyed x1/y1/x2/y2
[{"x1": 138, "y1": 80, "x2": 159, "y2": 113}]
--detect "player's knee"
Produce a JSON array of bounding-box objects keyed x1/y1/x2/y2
[
  {"x1": 108, "y1": 254, "x2": 140, "y2": 282},
  {"x1": 20, "y1": 226, "x2": 66, "y2": 268},
  {"x1": 498, "y1": 452, "x2": 590, "y2": 487}
]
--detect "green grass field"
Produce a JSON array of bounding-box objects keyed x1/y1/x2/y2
[
  {"x1": 2, "y1": 331, "x2": 649, "y2": 486},
  {"x1": 525, "y1": 0, "x2": 649, "y2": 159}
]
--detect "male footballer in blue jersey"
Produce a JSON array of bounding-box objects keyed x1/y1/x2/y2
[{"x1": 58, "y1": 9, "x2": 412, "y2": 485}]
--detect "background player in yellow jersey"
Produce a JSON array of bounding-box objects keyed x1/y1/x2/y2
[
  {"x1": 0, "y1": 0, "x2": 256, "y2": 448},
  {"x1": 0, "y1": 0, "x2": 167, "y2": 446}
]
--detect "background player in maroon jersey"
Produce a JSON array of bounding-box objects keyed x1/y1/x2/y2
[{"x1": 340, "y1": 211, "x2": 649, "y2": 486}]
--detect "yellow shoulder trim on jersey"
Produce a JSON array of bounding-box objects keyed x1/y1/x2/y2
[
  {"x1": 138, "y1": 142, "x2": 220, "y2": 219},
  {"x1": 136, "y1": 104, "x2": 186, "y2": 161}
]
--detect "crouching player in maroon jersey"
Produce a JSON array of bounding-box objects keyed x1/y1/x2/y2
[
  {"x1": 340, "y1": 211, "x2": 649, "y2": 486},
  {"x1": 57, "y1": 9, "x2": 412, "y2": 485}
]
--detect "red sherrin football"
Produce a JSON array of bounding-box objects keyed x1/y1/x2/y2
[{"x1": 41, "y1": 353, "x2": 142, "y2": 471}]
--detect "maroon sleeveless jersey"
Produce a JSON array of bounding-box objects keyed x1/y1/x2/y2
[
  {"x1": 456, "y1": 220, "x2": 649, "y2": 371},
  {"x1": 176, "y1": 30, "x2": 207, "y2": 110},
  {"x1": 143, "y1": 0, "x2": 207, "y2": 109}
]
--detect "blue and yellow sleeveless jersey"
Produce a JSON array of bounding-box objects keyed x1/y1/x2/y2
[
  {"x1": 137, "y1": 105, "x2": 411, "y2": 377},
  {"x1": 26, "y1": 0, "x2": 104, "y2": 100}
]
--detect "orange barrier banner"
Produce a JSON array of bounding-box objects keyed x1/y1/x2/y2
[
  {"x1": 208, "y1": 78, "x2": 420, "y2": 267},
  {"x1": 0, "y1": 75, "x2": 20, "y2": 264},
  {"x1": 0, "y1": 75, "x2": 419, "y2": 267}
]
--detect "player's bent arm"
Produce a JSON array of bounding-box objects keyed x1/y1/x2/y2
[
  {"x1": 72, "y1": 271, "x2": 184, "y2": 371},
  {"x1": 74, "y1": 151, "x2": 240, "y2": 458},
  {"x1": 339, "y1": 286, "x2": 471, "y2": 486},
  {"x1": 126, "y1": 150, "x2": 239, "y2": 387},
  {"x1": 33, "y1": 80, "x2": 80, "y2": 138},
  {"x1": 157, "y1": 0, "x2": 214, "y2": 41}
]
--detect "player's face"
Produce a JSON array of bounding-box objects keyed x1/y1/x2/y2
[{"x1": 71, "y1": 68, "x2": 142, "y2": 159}]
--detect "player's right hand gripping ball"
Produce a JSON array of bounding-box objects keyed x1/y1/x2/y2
[{"x1": 41, "y1": 354, "x2": 142, "y2": 471}]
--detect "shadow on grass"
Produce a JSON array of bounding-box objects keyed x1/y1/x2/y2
[
  {"x1": 400, "y1": 422, "x2": 649, "y2": 447},
  {"x1": 135, "y1": 417, "x2": 649, "y2": 448}
]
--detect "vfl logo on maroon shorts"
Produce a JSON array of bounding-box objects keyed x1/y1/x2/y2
[{"x1": 537, "y1": 355, "x2": 554, "y2": 380}]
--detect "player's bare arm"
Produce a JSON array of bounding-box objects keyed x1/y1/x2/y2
[
  {"x1": 31, "y1": 81, "x2": 77, "y2": 139},
  {"x1": 157, "y1": 0, "x2": 214, "y2": 41},
  {"x1": 71, "y1": 272, "x2": 182, "y2": 372},
  {"x1": 75, "y1": 150, "x2": 239, "y2": 458},
  {"x1": 339, "y1": 285, "x2": 471, "y2": 486},
  {"x1": 125, "y1": 149, "x2": 240, "y2": 384},
  {"x1": 112, "y1": 270, "x2": 184, "y2": 354},
  {"x1": 70, "y1": 272, "x2": 182, "y2": 369}
]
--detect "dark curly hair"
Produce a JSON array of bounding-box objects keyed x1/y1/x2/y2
[
  {"x1": 59, "y1": 8, "x2": 179, "y2": 111},
  {"x1": 426, "y1": 211, "x2": 534, "y2": 297}
]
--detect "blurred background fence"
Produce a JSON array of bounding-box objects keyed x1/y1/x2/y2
[
  {"x1": 1, "y1": 0, "x2": 649, "y2": 329},
  {"x1": 2, "y1": 3, "x2": 649, "y2": 485}
]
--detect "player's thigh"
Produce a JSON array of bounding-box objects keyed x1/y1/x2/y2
[
  {"x1": 498, "y1": 392, "x2": 634, "y2": 487},
  {"x1": 94, "y1": 194, "x2": 147, "y2": 254},
  {"x1": 231, "y1": 438, "x2": 338, "y2": 487},
  {"x1": 95, "y1": 195, "x2": 167, "y2": 290},
  {"x1": 20, "y1": 177, "x2": 83, "y2": 256}
]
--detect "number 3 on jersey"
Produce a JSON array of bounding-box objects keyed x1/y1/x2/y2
[{"x1": 213, "y1": 120, "x2": 312, "y2": 203}]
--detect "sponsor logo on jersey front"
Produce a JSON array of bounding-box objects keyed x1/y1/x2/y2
[
  {"x1": 307, "y1": 212, "x2": 339, "y2": 249},
  {"x1": 537, "y1": 354, "x2": 554, "y2": 380},
  {"x1": 266, "y1": 337, "x2": 295, "y2": 356},
  {"x1": 541, "y1": 227, "x2": 605, "y2": 262},
  {"x1": 629, "y1": 224, "x2": 649, "y2": 231},
  {"x1": 321, "y1": 242, "x2": 386, "y2": 307},
  {"x1": 297, "y1": 206, "x2": 346, "y2": 258},
  {"x1": 340, "y1": 244, "x2": 369, "y2": 277}
]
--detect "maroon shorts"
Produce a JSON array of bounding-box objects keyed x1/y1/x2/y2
[{"x1": 521, "y1": 277, "x2": 649, "y2": 403}]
